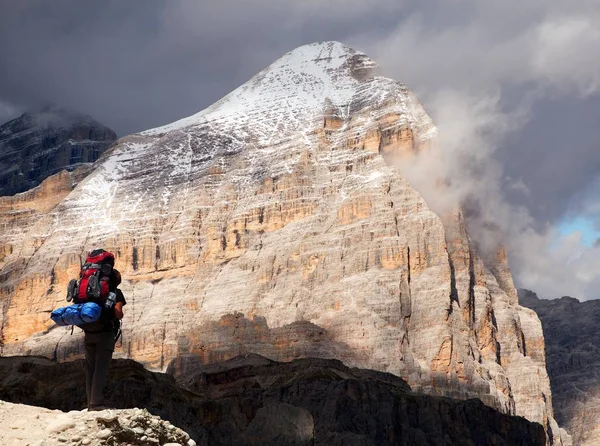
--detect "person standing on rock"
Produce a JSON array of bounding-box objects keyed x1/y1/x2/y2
[{"x1": 82, "y1": 267, "x2": 126, "y2": 411}]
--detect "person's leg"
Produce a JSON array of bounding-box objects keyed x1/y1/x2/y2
[
  {"x1": 84, "y1": 332, "x2": 98, "y2": 409},
  {"x1": 89, "y1": 331, "x2": 115, "y2": 409}
]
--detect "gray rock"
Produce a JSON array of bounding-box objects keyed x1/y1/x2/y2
[
  {"x1": 244, "y1": 403, "x2": 314, "y2": 446},
  {"x1": 96, "y1": 428, "x2": 112, "y2": 439},
  {"x1": 520, "y1": 289, "x2": 597, "y2": 445}
]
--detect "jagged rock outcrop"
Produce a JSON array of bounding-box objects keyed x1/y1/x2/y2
[
  {"x1": 0, "y1": 105, "x2": 116, "y2": 196},
  {"x1": 0, "y1": 355, "x2": 547, "y2": 445},
  {"x1": 519, "y1": 289, "x2": 600, "y2": 446},
  {"x1": 0, "y1": 41, "x2": 567, "y2": 443}
]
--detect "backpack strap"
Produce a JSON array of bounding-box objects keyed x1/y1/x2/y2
[
  {"x1": 81, "y1": 263, "x2": 102, "y2": 271},
  {"x1": 114, "y1": 322, "x2": 122, "y2": 345}
]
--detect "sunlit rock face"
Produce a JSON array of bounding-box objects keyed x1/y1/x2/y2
[
  {"x1": 0, "y1": 106, "x2": 117, "y2": 196},
  {"x1": 0, "y1": 41, "x2": 568, "y2": 444}
]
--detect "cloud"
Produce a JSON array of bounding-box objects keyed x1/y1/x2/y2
[
  {"x1": 0, "y1": 100, "x2": 17, "y2": 125},
  {"x1": 534, "y1": 17, "x2": 600, "y2": 96},
  {"x1": 515, "y1": 229, "x2": 600, "y2": 299}
]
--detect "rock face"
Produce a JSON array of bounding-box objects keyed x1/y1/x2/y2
[
  {"x1": 519, "y1": 289, "x2": 600, "y2": 446},
  {"x1": 0, "y1": 355, "x2": 547, "y2": 445},
  {"x1": 0, "y1": 41, "x2": 567, "y2": 443},
  {"x1": 0, "y1": 105, "x2": 116, "y2": 196}
]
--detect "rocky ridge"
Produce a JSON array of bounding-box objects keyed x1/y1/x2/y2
[
  {"x1": 519, "y1": 289, "x2": 600, "y2": 446},
  {"x1": 0, "y1": 355, "x2": 547, "y2": 445},
  {"x1": 0, "y1": 41, "x2": 568, "y2": 443},
  {"x1": 0, "y1": 105, "x2": 116, "y2": 196}
]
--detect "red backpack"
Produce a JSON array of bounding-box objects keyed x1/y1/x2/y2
[{"x1": 67, "y1": 249, "x2": 115, "y2": 305}]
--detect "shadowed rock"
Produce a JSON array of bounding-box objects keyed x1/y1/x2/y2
[
  {"x1": 519, "y1": 289, "x2": 600, "y2": 446},
  {"x1": 0, "y1": 354, "x2": 546, "y2": 445}
]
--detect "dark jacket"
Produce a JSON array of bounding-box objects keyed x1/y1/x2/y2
[{"x1": 82, "y1": 288, "x2": 126, "y2": 334}]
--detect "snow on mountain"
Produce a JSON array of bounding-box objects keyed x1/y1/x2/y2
[{"x1": 143, "y1": 41, "x2": 436, "y2": 146}]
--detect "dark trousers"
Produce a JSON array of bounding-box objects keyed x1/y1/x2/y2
[{"x1": 84, "y1": 330, "x2": 115, "y2": 409}]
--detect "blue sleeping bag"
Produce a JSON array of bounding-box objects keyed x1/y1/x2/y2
[{"x1": 51, "y1": 302, "x2": 102, "y2": 326}]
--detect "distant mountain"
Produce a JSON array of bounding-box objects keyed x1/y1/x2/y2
[
  {"x1": 519, "y1": 289, "x2": 600, "y2": 446},
  {"x1": 0, "y1": 105, "x2": 116, "y2": 196}
]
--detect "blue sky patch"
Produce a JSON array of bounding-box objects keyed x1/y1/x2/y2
[{"x1": 557, "y1": 216, "x2": 600, "y2": 247}]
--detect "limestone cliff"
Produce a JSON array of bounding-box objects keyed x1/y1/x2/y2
[
  {"x1": 0, "y1": 105, "x2": 117, "y2": 196},
  {"x1": 0, "y1": 42, "x2": 567, "y2": 444}
]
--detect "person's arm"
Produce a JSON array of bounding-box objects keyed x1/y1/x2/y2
[
  {"x1": 113, "y1": 289, "x2": 126, "y2": 320},
  {"x1": 114, "y1": 301, "x2": 124, "y2": 320}
]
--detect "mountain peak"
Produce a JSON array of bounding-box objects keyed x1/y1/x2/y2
[
  {"x1": 275, "y1": 40, "x2": 375, "y2": 72},
  {"x1": 143, "y1": 41, "x2": 379, "y2": 137}
]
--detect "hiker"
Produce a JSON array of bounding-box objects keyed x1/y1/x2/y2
[
  {"x1": 49, "y1": 249, "x2": 126, "y2": 410},
  {"x1": 81, "y1": 253, "x2": 126, "y2": 411}
]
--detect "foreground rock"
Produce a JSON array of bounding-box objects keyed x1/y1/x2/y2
[
  {"x1": 0, "y1": 105, "x2": 116, "y2": 196},
  {"x1": 0, "y1": 355, "x2": 546, "y2": 445},
  {"x1": 519, "y1": 289, "x2": 600, "y2": 446},
  {"x1": 0, "y1": 42, "x2": 565, "y2": 442},
  {"x1": 0, "y1": 356, "x2": 203, "y2": 442},
  {"x1": 0, "y1": 401, "x2": 193, "y2": 446}
]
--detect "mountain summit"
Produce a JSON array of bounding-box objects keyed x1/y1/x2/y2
[
  {"x1": 0, "y1": 105, "x2": 116, "y2": 196},
  {"x1": 145, "y1": 41, "x2": 436, "y2": 151},
  {"x1": 0, "y1": 42, "x2": 568, "y2": 444}
]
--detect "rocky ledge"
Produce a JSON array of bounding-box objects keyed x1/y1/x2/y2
[{"x1": 0, "y1": 354, "x2": 545, "y2": 445}]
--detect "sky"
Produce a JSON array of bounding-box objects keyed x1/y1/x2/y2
[{"x1": 0, "y1": 0, "x2": 598, "y2": 300}]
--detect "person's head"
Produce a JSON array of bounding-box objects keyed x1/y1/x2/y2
[{"x1": 111, "y1": 268, "x2": 122, "y2": 289}]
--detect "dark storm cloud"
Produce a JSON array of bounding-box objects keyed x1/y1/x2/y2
[
  {"x1": 0, "y1": 0, "x2": 405, "y2": 135},
  {"x1": 500, "y1": 95, "x2": 600, "y2": 225},
  {"x1": 0, "y1": 0, "x2": 599, "y2": 298}
]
